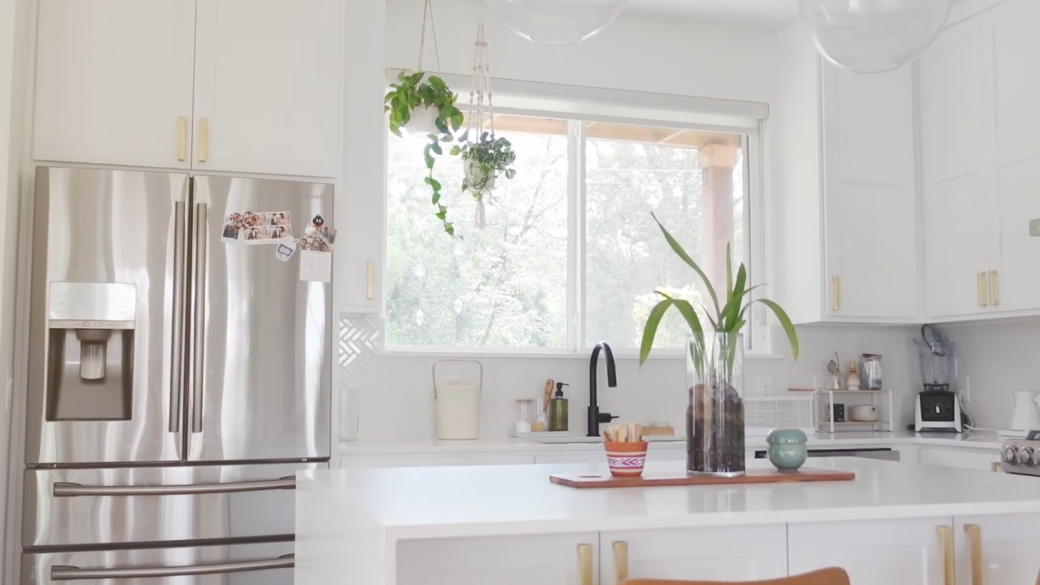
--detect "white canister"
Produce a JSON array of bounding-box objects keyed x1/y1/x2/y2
[{"x1": 433, "y1": 360, "x2": 483, "y2": 440}]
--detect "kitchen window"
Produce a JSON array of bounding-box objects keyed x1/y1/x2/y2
[{"x1": 385, "y1": 111, "x2": 764, "y2": 355}]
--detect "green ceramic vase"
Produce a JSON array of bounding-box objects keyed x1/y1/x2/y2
[{"x1": 765, "y1": 428, "x2": 807, "y2": 472}]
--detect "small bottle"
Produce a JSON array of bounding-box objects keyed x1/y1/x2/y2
[{"x1": 548, "y1": 382, "x2": 569, "y2": 432}]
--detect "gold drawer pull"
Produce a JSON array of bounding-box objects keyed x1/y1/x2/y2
[
  {"x1": 578, "y1": 544, "x2": 593, "y2": 585},
  {"x1": 198, "y1": 118, "x2": 209, "y2": 163},
  {"x1": 965, "y1": 524, "x2": 984, "y2": 585},
  {"x1": 613, "y1": 541, "x2": 629, "y2": 585},
  {"x1": 177, "y1": 117, "x2": 187, "y2": 161},
  {"x1": 937, "y1": 525, "x2": 954, "y2": 585}
]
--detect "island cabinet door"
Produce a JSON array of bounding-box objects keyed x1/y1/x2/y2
[
  {"x1": 397, "y1": 532, "x2": 599, "y2": 585},
  {"x1": 788, "y1": 517, "x2": 954, "y2": 585},
  {"x1": 599, "y1": 526, "x2": 788, "y2": 585},
  {"x1": 955, "y1": 513, "x2": 1040, "y2": 585}
]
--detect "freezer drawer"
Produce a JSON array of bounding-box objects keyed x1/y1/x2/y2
[
  {"x1": 23, "y1": 462, "x2": 325, "y2": 548},
  {"x1": 23, "y1": 540, "x2": 293, "y2": 585}
]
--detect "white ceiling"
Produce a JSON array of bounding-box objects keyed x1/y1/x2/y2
[{"x1": 625, "y1": 0, "x2": 801, "y2": 28}]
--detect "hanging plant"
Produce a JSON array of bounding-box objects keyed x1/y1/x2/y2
[
  {"x1": 382, "y1": 0, "x2": 464, "y2": 237},
  {"x1": 455, "y1": 132, "x2": 516, "y2": 197},
  {"x1": 454, "y1": 18, "x2": 517, "y2": 229}
]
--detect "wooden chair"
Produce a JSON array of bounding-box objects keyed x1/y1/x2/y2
[{"x1": 622, "y1": 567, "x2": 851, "y2": 585}]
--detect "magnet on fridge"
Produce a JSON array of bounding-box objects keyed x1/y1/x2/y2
[{"x1": 274, "y1": 240, "x2": 297, "y2": 262}]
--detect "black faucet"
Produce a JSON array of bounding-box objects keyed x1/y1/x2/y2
[{"x1": 588, "y1": 342, "x2": 619, "y2": 437}]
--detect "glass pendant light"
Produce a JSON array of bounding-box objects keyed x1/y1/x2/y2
[
  {"x1": 484, "y1": 0, "x2": 628, "y2": 46},
  {"x1": 800, "y1": 0, "x2": 951, "y2": 74}
]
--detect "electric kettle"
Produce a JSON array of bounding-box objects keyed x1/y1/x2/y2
[{"x1": 1009, "y1": 390, "x2": 1040, "y2": 431}]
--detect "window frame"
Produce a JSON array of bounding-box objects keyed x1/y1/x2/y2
[{"x1": 380, "y1": 88, "x2": 775, "y2": 359}]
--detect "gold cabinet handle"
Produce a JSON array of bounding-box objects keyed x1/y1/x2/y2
[
  {"x1": 198, "y1": 118, "x2": 209, "y2": 163},
  {"x1": 367, "y1": 261, "x2": 375, "y2": 300},
  {"x1": 612, "y1": 541, "x2": 629, "y2": 585},
  {"x1": 177, "y1": 117, "x2": 187, "y2": 161},
  {"x1": 937, "y1": 525, "x2": 955, "y2": 585},
  {"x1": 965, "y1": 524, "x2": 984, "y2": 585},
  {"x1": 578, "y1": 544, "x2": 593, "y2": 585},
  {"x1": 989, "y1": 270, "x2": 999, "y2": 306},
  {"x1": 978, "y1": 272, "x2": 989, "y2": 307},
  {"x1": 832, "y1": 276, "x2": 841, "y2": 312}
]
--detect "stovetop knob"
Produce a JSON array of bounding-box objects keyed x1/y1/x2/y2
[
  {"x1": 1003, "y1": 445, "x2": 1019, "y2": 463},
  {"x1": 1018, "y1": 447, "x2": 1035, "y2": 466}
]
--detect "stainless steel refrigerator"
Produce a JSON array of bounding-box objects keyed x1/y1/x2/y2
[{"x1": 21, "y1": 166, "x2": 333, "y2": 584}]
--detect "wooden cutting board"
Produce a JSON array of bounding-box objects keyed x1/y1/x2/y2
[{"x1": 550, "y1": 467, "x2": 855, "y2": 488}]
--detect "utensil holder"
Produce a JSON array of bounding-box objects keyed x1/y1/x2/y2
[
  {"x1": 433, "y1": 360, "x2": 482, "y2": 440},
  {"x1": 604, "y1": 441, "x2": 648, "y2": 477}
]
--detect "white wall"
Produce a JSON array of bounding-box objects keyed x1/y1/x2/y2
[
  {"x1": 944, "y1": 320, "x2": 1040, "y2": 430},
  {"x1": 0, "y1": 0, "x2": 29, "y2": 578},
  {"x1": 339, "y1": 0, "x2": 925, "y2": 443},
  {"x1": 385, "y1": 0, "x2": 780, "y2": 104}
]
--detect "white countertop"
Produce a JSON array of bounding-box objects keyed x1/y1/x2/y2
[
  {"x1": 337, "y1": 430, "x2": 1004, "y2": 455},
  {"x1": 297, "y1": 456, "x2": 1034, "y2": 542}
]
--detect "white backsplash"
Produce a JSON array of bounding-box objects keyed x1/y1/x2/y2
[
  {"x1": 943, "y1": 318, "x2": 1040, "y2": 431},
  {"x1": 340, "y1": 322, "x2": 922, "y2": 442}
]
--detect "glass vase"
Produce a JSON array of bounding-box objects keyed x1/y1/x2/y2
[{"x1": 685, "y1": 332, "x2": 745, "y2": 476}]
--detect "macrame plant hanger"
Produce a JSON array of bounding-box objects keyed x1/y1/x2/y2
[
  {"x1": 466, "y1": 18, "x2": 494, "y2": 228},
  {"x1": 417, "y1": 0, "x2": 442, "y2": 75}
]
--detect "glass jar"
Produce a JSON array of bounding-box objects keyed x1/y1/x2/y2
[{"x1": 861, "y1": 354, "x2": 883, "y2": 390}]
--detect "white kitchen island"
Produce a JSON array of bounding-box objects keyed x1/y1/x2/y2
[{"x1": 295, "y1": 458, "x2": 1040, "y2": 585}]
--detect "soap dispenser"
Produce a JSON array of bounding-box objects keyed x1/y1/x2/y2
[{"x1": 548, "y1": 382, "x2": 569, "y2": 432}]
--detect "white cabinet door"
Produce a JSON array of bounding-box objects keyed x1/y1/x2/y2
[
  {"x1": 192, "y1": 0, "x2": 341, "y2": 177},
  {"x1": 987, "y1": 0, "x2": 1040, "y2": 313},
  {"x1": 955, "y1": 513, "x2": 1040, "y2": 585},
  {"x1": 918, "y1": 17, "x2": 997, "y2": 318},
  {"x1": 600, "y1": 526, "x2": 787, "y2": 585},
  {"x1": 397, "y1": 533, "x2": 598, "y2": 585},
  {"x1": 822, "y1": 63, "x2": 918, "y2": 319},
  {"x1": 33, "y1": 0, "x2": 196, "y2": 168},
  {"x1": 788, "y1": 517, "x2": 952, "y2": 585}
]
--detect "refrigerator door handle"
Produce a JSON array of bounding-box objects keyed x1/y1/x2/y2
[
  {"x1": 190, "y1": 201, "x2": 209, "y2": 434},
  {"x1": 52, "y1": 476, "x2": 295, "y2": 497},
  {"x1": 168, "y1": 201, "x2": 187, "y2": 433},
  {"x1": 51, "y1": 554, "x2": 294, "y2": 580}
]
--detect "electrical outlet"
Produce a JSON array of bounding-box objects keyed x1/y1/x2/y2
[{"x1": 756, "y1": 377, "x2": 773, "y2": 396}]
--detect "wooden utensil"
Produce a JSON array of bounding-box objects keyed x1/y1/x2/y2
[{"x1": 542, "y1": 379, "x2": 554, "y2": 412}]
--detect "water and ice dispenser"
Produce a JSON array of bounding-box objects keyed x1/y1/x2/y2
[{"x1": 46, "y1": 282, "x2": 136, "y2": 420}]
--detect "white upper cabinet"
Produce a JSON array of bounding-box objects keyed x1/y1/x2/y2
[
  {"x1": 919, "y1": 16, "x2": 994, "y2": 318},
  {"x1": 33, "y1": 0, "x2": 196, "y2": 168},
  {"x1": 920, "y1": 0, "x2": 1040, "y2": 319},
  {"x1": 821, "y1": 62, "x2": 919, "y2": 320},
  {"x1": 777, "y1": 25, "x2": 919, "y2": 325},
  {"x1": 192, "y1": 0, "x2": 341, "y2": 177},
  {"x1": 987, "y1": 0, "x2": 1040, "y2": 313},
  {"x1": 32, "y1": 0, "x2": 342, "y2": 178}
]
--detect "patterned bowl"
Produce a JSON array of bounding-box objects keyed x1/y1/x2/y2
[{"x1": 604, "y1": 441, "x2": 649, "y2": 477}]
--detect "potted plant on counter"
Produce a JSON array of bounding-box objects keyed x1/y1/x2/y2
[
  {"x1": 638, "y1": 213, "x2": 799, "y2": 477},
  {"x1": 385, "y1": 70, "x2": 465, "y2": 236}
]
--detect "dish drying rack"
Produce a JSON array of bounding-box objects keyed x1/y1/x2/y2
[{"x1": 744, "y1": 395, "x2": 815, "y2": 436}]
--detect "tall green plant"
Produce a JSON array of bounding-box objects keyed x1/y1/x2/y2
[
  {"x1": 385, "y1": 71, "x2": 464, "y2": 236},
  {"x1": 639, "y1": 213, "x2": 799, "y2": 371}
]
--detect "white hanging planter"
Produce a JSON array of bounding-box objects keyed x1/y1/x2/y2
[
  {"x1": 406, "y1": 104, "x2": 441, "y2": 135},
  {"x1": 464, "y1": 159, "x2": 496, "y2": 196}
]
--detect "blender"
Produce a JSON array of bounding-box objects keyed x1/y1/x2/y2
[{"x1": 913, "y1": 325, "x2": 963, "y2": 433}]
